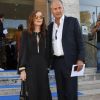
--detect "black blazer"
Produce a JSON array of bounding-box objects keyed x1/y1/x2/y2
[{"x1": 48, "y1": 16, "x2": 85, "y2": 71}]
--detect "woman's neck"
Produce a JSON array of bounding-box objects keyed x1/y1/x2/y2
[{"x1": 34, "y1": 26, "x2": 41, "y2": 33}]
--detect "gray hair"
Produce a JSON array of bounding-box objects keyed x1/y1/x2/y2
[{"x1": 51, "y1": 0, "x2": 63, "y2": 7}]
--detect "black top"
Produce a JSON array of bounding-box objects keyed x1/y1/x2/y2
[
  {"x1": 19, "y1": 31, "x2": 48, "y2": 68},
  {"x1": 31, "y1": 32, "x2": 46, "y2": 56}
]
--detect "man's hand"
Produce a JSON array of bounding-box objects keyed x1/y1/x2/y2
[{"x1": 76, "y1": 60, "x2": 84, "y2": 71}]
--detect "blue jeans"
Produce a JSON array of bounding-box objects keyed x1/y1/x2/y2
[{"x1": 97, "y1": 43, "x2": 100, "y2": 71}]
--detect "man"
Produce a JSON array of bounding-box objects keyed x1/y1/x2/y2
[
  {"x1": 91, "y1": 16, "x2": 100, "y2": 73},
  {"x1": 48, "y1": 0, "x2": 85, "y2": 100}
]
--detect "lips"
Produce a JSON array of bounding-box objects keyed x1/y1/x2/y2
[{"x1": 37, "y1": 21, "x2": 42, "y2": 23}]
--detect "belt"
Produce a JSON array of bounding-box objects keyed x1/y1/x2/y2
[{"x1": 53, "y1": 55, "x2": 64, "y2": 59}]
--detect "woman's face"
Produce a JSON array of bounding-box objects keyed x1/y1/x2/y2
[{"x1": 34, "y1": 11, "x2": 43, "y2": 26}]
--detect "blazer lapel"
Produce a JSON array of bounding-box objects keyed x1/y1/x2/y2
[
  {"x1": 48, "y1": 22, "x2": 54, "y2": 54},
  {"x1": 62, "y1": 16, "x2": 68, "y2": 39},
  {"x1": 49, "y1": 22, "x2": 53, "y2": 39}
]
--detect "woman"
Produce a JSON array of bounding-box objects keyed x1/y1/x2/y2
[{"x1": 18, "y1": 10, "x2": 52, "y2": 100}]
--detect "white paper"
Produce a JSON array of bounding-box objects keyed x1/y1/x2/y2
[{"x1": 71, "y1": 64, "x2": 85, "y2": 77}]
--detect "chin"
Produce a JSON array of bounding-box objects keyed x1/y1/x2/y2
[
  {"x1": 36, "y1": 23, "x2": 42, "y2": 26},
  {"x1": 55, "y1": 15, "x2": 62, "y2": 19},
  {"x1": 56, "y1": 17, "x2": 61, "y2": 19}
]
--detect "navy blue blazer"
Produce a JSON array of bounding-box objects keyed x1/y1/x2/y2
[{"x1": 48, "y1": 16, "x2": 85, "y2": 72}]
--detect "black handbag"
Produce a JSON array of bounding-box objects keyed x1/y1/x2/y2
[{"x1": 20, "y1": 81, "x2": 28, "y2": 100}]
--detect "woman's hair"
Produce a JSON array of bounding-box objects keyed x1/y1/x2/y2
[{"x1": 28, "y1": 10, "x2": 46, "y2": 37}]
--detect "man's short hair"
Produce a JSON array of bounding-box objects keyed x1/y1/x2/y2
[
  {"x1": 58, "y1": 0, "x2": 63, "y2": 4},
  {"x1": 51, "y1": 0, "x2": 63, "y2": 6}
]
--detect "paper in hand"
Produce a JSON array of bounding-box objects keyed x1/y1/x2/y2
[{"x1": 71, "y1": 64, "x2": 85, "y2": 77}]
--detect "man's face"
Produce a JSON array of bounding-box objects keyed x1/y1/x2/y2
[{"x1": 51, "y1": 1, "x2": 64, "y2": 20}]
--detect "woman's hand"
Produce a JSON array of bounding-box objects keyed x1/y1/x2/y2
[{"x1": 20, "y1": 70, "x2": 26, "y2": 81}]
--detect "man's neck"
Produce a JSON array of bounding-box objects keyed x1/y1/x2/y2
[
  {"x1": 55, "y1": 19, "x2": 60, "y2": 27},
  {"x1": 55, "y1": 15, "x2": 64, "y2": 27}
]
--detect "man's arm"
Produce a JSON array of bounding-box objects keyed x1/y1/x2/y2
[
  {"x1": 74, "y1": 18, "x2": 85, "y2": 62},
  {"x1": 74, "y1": 18, "x2": 85, "y2": 71}
]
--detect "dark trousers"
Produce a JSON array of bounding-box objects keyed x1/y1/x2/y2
[{"x1": 53, "y1": 56, "x2": 78, "y2": 100}]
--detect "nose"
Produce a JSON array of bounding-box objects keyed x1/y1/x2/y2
[
  {"x1": 56, "y1": 8, "x2": 61, "y2": 13},
  {"x1": 56, "y1": 8, "x2": 60, "y2": 12}
]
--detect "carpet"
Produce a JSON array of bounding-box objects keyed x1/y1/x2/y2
[{"x1": 0, "y1": 95, "x2": 19, "y2": 100}]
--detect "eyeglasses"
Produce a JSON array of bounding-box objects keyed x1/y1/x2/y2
[
  {"x1": 34, "y1": 15, "x2": 44, "y2": 20},
  {"x1": 55, "y1": 30, "x2": 58, "y2": 40}
]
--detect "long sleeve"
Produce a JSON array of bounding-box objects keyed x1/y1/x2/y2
[
  {"x1": 18, "y1": 31, "x2": 29, "y2": 69},
  {"x1": 74, "y1": 18, "x2": 85, "y2": 62}
]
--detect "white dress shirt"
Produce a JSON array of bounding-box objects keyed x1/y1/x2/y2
[{"x1": 52, "y1": 15, "x2": 65, "y2": 56}]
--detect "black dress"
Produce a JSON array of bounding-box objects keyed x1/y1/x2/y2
[{"x1": 19, "y1": 31, "x2": 52, "y2": 100}]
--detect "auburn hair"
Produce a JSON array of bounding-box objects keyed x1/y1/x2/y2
[{"x1": 28, "y1": 10, "x2": 46, "y2": 37}]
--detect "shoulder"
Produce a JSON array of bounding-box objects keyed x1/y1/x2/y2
[
  {"x1": 65, "y1": 16, "x2": 79, "y2": 27},
  {"x1": 64, "y1": 16, "x2": 78, "y2": 22}
]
